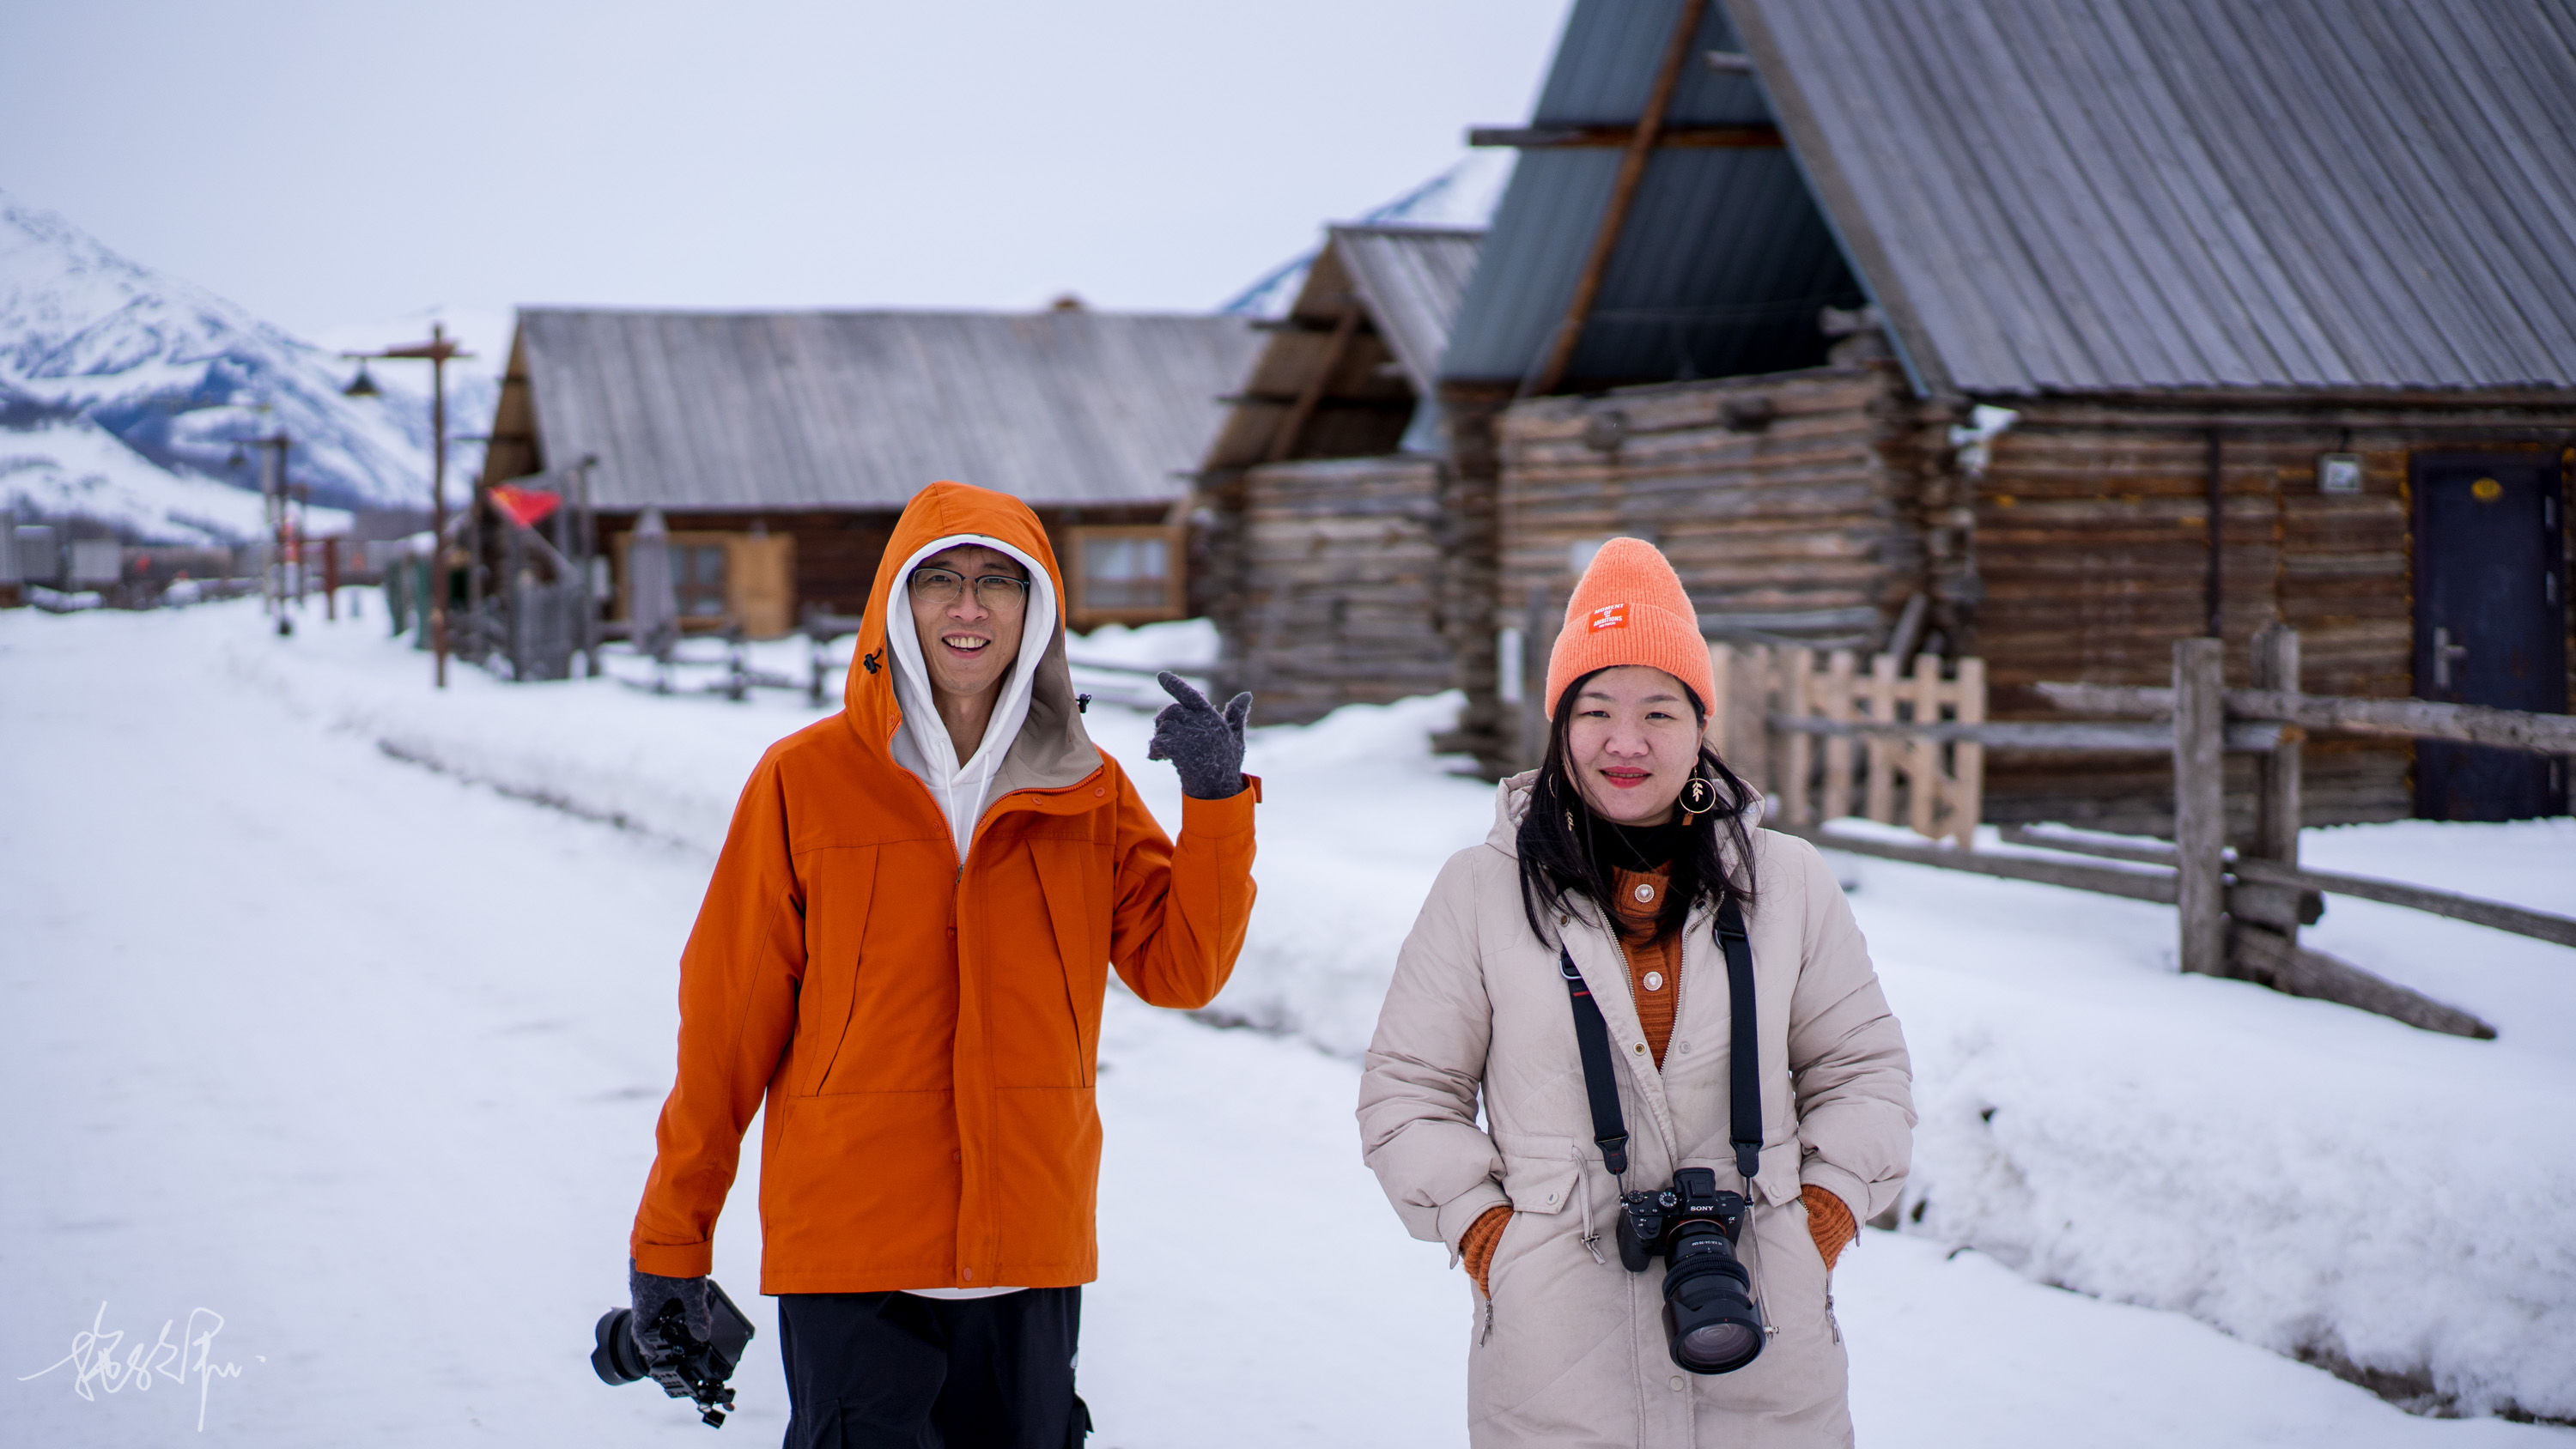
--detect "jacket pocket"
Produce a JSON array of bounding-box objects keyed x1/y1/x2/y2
[
  {"x1": 1490, "y1": 1161, "x2": 1582, "y2": 1302},
  {"x1": 989, "y1": 838, "x2": 1098, "y2": 1088},
  {"x1": 796, "y1": 845, "x2": 881, "y2": 1096},
  {"x1": 1499, "y1": 1161, "x2": 1581, "y2": 1221}
]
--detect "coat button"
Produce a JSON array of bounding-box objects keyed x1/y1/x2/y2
[
  {"x1": 1633, "y1": 1042, "x2": 1647, "y2": 1055},
  {"x1": 1093, "y1": 787, "x2": 1105, "y2": 797},
  {"x1": 1643, "y1": 970, "x2": 1664, "y2": 992},
  {"x1": 1670, "y1": 1375, "x2": 1686, "y2": 1391},
  {"x1": 1633, "y1": 883, "x2": 1654, "y2": 903},
  {"x1": 1546, "y1": 1191, "x2": 1558, "y2": 1203}
]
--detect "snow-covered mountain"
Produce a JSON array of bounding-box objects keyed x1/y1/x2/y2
[{"x1": 0, "y1": 189, "x2": 482, "y2": 543}]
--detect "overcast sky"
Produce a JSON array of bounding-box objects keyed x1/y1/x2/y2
[{"x1": 3, "y1": 0, "x2": 1565, "y2": 340}]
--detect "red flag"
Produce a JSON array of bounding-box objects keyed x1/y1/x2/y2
[{"x1": 489, "y1": 484, "x2": 562, "y2": 528}]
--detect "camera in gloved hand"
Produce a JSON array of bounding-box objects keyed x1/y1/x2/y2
[
  {"x1": 592, "y1": 1277, "x2": 756, "y2": 1428},
  {"x1": 1617, "y1": 1167, "x2": 1767, "y2": 1375}
]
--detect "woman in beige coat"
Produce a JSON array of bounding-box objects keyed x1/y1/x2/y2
[{"x1": 1358, "y1": 539, "x2": 1913, "y2": 1447}]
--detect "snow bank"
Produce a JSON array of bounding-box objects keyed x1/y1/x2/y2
[
  {"x1": 1882, "y1": 928, "x2": 2576, "y2": 1419},
  {"x1": 1066, "y1": 615, "x2": 1220, "y2": 670},
  {"x1": 1790, "y1": 814, "x2": 2576, "y2": 1420},
  {"x1": 206, "y1": 601, "x2": 2576, "y2": 1422}
]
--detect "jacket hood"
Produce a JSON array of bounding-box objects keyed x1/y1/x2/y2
[
  {"x1": 845, "y1": 481, "x2": 1100, "y2": 797},
  {"x1": 1483, "y1": 769, "x2": 1768, "y2": 859}
]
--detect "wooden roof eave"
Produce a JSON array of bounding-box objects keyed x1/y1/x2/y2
[{"x1": 1199, "y1": 239, "x2": 1419, "y2": 470}]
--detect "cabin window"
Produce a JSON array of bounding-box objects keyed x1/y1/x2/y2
[
  {"x1": 678, "y1": 543, "x2": 728, "y2": 617},
  {"x1": 615, "y1": 529, "x2": 799, "y2": 640},
  {"x1": 1069, "y1": 524, "x2": 1183, "y2": 627}
]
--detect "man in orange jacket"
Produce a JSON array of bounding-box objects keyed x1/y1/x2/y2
[{"x1": 623, "y1": 481, "x2": 1258, "y2": 1447}]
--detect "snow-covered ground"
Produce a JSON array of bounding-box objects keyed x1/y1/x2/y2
[{"x1": 3, "y1": 598, "x2": 2572, "y2": 1445}]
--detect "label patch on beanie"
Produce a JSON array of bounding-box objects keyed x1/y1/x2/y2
[{"x1": 1589, "y1": 603, "x2": 1630, "y2": 632}]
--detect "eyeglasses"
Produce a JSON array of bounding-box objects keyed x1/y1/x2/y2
[{"x1": 908, "y1": 566, "x2": 1030, "y2": 609}]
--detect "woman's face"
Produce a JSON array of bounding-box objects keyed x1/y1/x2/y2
[{"x1": 1563, "y1": 666, "x2": 1702, "y2": 826}]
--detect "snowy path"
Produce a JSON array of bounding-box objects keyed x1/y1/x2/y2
[{"x1": 3, "y1": 603, "x2": 2566, "y2": 1446}]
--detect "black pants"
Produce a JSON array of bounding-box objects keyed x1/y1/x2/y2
[{"x1": 777, "y1": 1288, "x2": 1089, "y2": 1449}]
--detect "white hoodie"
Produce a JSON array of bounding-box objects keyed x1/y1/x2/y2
[{"x1": 883, "y1": 531, "x2": 1060, "y2": 863}]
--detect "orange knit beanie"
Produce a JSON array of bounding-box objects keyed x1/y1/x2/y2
[{"x1": 1544, "y1": 537, "x2": 1714, "y2": 718}]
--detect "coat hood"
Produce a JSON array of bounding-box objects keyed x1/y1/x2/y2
[{"x1": 844, "y1": 481, "x2": 1101, "y2": 799}]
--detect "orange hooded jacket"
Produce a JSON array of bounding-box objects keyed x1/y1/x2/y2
[{"x1": 629, "y1": 482, "x2": 1258, "y2": 1294}]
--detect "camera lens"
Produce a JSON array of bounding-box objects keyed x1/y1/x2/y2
[
  {"x1": 1674, "y1": 1318, "x2": 1763, "y2": 1371},
  {"x1": 592, "y1": 1308, "x2": 650, "y2": 1385},
  {"x1": 1661, "y1": 1225, "x2": 1765, "y2": 1375}
]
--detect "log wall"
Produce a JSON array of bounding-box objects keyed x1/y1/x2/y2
[
  {"x1": 1478, "y1": 374, "x2": 2572, "y2": 828},
  {"x1": 1211, "y1": 455, "x2": 1453, "y2": 724},
  {"x1": 1970, "y1": 409, "x2": 2575, "y2": 833},
  {"x1": 1489, "y1": 365, "x2": 1929, "y2": 770}
]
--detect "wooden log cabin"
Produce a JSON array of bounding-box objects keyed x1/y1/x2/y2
[
  {"x1": 478, "y1": 305, "x2": 1261, "y2": 638},
  {"x1": 1199, "y1": 223, "x2": 1484, "y2": 723},
  {"x1": 1435, "y1": 0, "x2": 2576, "y2": 829}
]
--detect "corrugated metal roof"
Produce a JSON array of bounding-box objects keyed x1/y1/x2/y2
[
  {"x1": 1731, "y1": 0, "x2": 2576, "y2": 392},
  {"x1": 1327, "y1": 223, "x2": 1484, "y2": 397},
  {"x1": 513, "y1": 308, "x2": 1261, "y2": 512},
  {"x1": 1440, "y1": 0, "x2": 1867, "y2": 386}
]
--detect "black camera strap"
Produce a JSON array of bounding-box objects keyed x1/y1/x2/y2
[
  {"x1": 1557, "y1": 894, "x2": 1763, "y2": 1186},
  {"x1": 1716, "y1": 898, "x2": 1763, "y2": 1185},
  {"x1": 1557, "y1": 945, "x2": 1630, "y2": 1176}
]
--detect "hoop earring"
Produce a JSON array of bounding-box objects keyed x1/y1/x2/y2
[{"x1": 1678, "y1": 773, "x2": 1718, "y2": 819}]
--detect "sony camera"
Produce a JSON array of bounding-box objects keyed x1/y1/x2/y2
[
  {"x1": 592, "y1": 1278, "x2": 756, "y2": 1428},
  {"x1": 1616, "y1": 1167, "x2": 1766, "y2": 1375}
]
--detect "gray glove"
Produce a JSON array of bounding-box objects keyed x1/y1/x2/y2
[
  {"x1": 1146, "y1": 671, "x2": 1252, "y2": 799},
  {"x1": 628, "y1": 1261, "x2": 713, "y2": 1364}
]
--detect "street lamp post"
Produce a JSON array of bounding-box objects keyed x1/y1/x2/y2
[
  {"x1": 240, "y1": 429, "x2": 295, "y2": 635},
  {"x1": 344, "y1": 323, "x2": 475, "y2": 688}
]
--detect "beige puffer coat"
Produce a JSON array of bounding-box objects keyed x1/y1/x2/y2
[{"x1": 1358, "y1": 775, "x2": 1913, "y2": 1447}]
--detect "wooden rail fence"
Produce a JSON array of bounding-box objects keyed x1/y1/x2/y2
[
  {"x1": 1719, "y1": 625, "x2": 2573, "y2": 1038},
  {"x1": 1708, "y1": 645, "x2": 1985, "y2": 847}
]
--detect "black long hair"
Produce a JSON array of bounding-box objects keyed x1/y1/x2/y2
[{"x1": 1516, "y1": 669, "x2": 1761, "y2": 947}]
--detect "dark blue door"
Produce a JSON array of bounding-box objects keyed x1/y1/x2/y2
[{"x1": 2411, "y1": 453, "x2": 2569, "y2": 821}]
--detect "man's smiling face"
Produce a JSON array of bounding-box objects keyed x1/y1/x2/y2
[{"x1": 907, "y1": 543, "x2": 1029, "y2": 708}]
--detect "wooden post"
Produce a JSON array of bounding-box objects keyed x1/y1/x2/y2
[
  {"x1": 1782, "y1": 649, "x2": 1815, "y2": 827},
  {"x1": 1820, "y1": 649, "x2": 1856, "y2": 822},
  {"x1": 2251, "y1": 625, "x2": 2303, "y2": 858},
  {"x1": 1706, "y1": 641, "x2": 1734, "y2": 760},
  {"x1": 1905, "y1": 654, "x2": 1942, "y2": 840},
  {"x1": 1864, "y1": 652, "x2": 1899, "y2": 825},
  {"x1": 1521, "y1": 584, "x2": 1555, "y2": 770},
  {"x1": 2251, "y1": 622, "x2": 2304, "y2": 941},
  {"x1": 1951, "y1": 656, "x2": 1986, "y2": 848},
  {"x1": 2174, "y1": 638, "x2": 2228, "y2": 976},
  {"x1": 1741, "y1": 644, "x2": 1775, "y2": 804}
]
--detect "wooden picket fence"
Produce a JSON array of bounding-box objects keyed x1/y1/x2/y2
[{"x1": 1707, "y1": 644, "x2": 1987, "y2": 848}]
